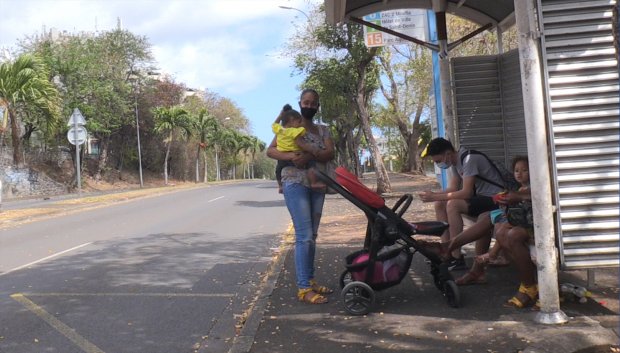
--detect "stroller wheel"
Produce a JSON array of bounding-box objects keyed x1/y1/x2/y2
[
  {"x1": 339, "y1": 270, "x2": 353, "y2": 289},
  {"x1": 341, "y1": 281, "x2": 375, "y2": 316},
  {"x1": 430, "y1": 266, "x2": 442, "y2": 291},
  {"x1": 443, "y1": 280, "x2": 461, "y2": 308}
]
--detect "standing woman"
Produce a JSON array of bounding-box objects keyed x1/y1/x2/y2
[{"x1": 267, "y1": 89, "x2": 335, "y2": 304}]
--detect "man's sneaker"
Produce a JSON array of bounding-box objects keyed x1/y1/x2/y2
[{"x1": 448, "y1": 256, "x2": 468, "y2": 271}]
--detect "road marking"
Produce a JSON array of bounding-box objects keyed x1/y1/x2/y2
[
  {"x1": 24, "y1": 292, "x2": 234, "y2": 298},
  {"x1": 11, "y1": 293, "x2": 106, "y2": 353},
  {"x1": 207, "y1": 196, "x2": 225, "y2": 202},
  {"x1": 1, "y1": 242, "x2": 92, "y2": 276}
]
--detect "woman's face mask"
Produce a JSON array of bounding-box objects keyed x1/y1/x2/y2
[
  {"x1": 300, "y1": 107, "x2": 318, "y2": 119},
  {"x1": 299, "y1": 92, "x2": 320, "y2": 120}
]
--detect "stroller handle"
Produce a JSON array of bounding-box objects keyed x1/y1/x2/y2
[{"x1": 392, "y1": 194, "x2": 413, "y2": 217}]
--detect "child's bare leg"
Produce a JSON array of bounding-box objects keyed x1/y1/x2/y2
[
  {"x1": 475, "y1": 241, "x2": 500, "y2": 265},
  {"x1": 308, "y1": 169, "x2": 326, "y2": 190}
]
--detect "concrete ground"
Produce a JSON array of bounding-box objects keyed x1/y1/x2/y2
[
  {"x1": 2, "y1": 174, "x2": 618, "y2": 353},
  {"x1": 234, "y1": 173, "x2": 619, "y2": 353}
]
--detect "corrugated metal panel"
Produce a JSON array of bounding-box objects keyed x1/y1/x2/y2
[
  {"x1": 540, "y1": 0, "x2": 620, "y2": 269},
  {"x1": 499, "y1": 50, "x2": 528, "y2": 162},
  {"x1": 452, "y1": 55, "x2": 505, "y2": 161},
  {"x1": 452, "y1": 51, "x2": 527, "y2": 166}
]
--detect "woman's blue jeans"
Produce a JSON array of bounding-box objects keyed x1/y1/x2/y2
[{"x1": 282, "y1": 182, "x2": 325, "y2": 289}]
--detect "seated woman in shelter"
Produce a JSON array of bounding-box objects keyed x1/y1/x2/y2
[
  {"x1": 493, "y1": 156, "x2": 537, "y2": 308},
  {"x1": 441, "y1": 156, "x2": 533, "y2": 289}
]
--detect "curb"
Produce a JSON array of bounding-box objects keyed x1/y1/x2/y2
[{"x1": 227, "y1": 224, "x2": 294, "y2": 353}]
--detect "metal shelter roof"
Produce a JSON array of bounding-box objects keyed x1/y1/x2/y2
[{"x1": 326, "y1": 0, "x2": 517, "y2": 30}]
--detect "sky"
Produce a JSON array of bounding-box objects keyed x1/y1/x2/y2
[{"x1": 0, "y1": 0, "x2": 318, "y2": 144}]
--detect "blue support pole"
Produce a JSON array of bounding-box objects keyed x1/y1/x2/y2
[{"x1": 427, "y1": 10, "x2": 448, "y2": 189}]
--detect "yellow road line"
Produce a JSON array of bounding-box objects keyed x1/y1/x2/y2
[{"x1": 10, "y1": 293, "x2": 105, "y2": 353}]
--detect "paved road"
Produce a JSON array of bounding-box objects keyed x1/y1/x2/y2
[{"x1": 0, "y1": 180, "x2": 290, "y2": 353}]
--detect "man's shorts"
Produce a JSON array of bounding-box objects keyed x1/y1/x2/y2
[{"x1": 467, "y1": 195, "x2": 499, "y2": 217}]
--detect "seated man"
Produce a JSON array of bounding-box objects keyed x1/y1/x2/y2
[{"x1": 419, "y1": 138, "x2": 505, "y2": 271}]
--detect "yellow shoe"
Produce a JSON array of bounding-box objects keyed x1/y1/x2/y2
[
  {"x1": 298, "y1": 288, "x2": 328, "y2": 304},
  {"x1": 310, "y1": 279, "x2": 333, "y2": 295}
]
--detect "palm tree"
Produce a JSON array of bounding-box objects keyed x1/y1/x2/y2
[
  {"x1": 212, "y1": 128, "x2": 237, "y2": 180},
  {"x1": 0, "y1": 54, "x2": 61, "y2": 165},
  {"x1": 153, "y1": 106, "x2": 191, "y2": 185},
  {"x1": 246, "y1": 136, "x2": 266, "y2": 179},
  {"x1": 192, "y1": 109, "x2": 218, "y2": 183},
  {"x1": 232, "y1": 132, "x2": 251, "y2": 179}
]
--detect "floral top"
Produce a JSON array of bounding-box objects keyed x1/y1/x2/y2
[{"x1": 281, "y1": 124, "x2": 331, "y2": 187}]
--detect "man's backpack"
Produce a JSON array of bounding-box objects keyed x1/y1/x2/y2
[{"x1": 460, "y1": 150, "x2": 520, "y2": 191}]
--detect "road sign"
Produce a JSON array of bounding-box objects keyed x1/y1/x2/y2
[
  {"x1": 362, "y1": 9, "x2": 427, "y2": 47},
  {"x1": 67, "y1": 108, "x2": 86, "y2": 126},
  {"x1": 67, "y1": 126, "x2": 87, "y2": 145}
]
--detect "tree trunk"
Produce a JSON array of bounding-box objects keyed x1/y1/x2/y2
[
  {"x1": 357, "y1": 105, "x2": 391, "y2": 193},
  {"x1": 353, "y1": 58, "x2": 391, "y2": 193},
  {"x1": 164, "y1": 132, "x2": 172, "y2": 185},
  {"x1": 344, "y1": 129, "x2": 357, "y2": 174},
  {"x1": 203, "y1": 151, "x2": 208, "y2": 183},
  {"x1": 9, "y1": 107, "x2": 21, "y2": 166},
  {"x1": 22, "y1": 123, "x2": 36, "y2": 149},
  {"x1": 398, "y1": 103, "x2": 425, "y2": 174},
  {"x1": 95, "y1": 136, "x2": 110, "y2": 182},
  {"x1": 195, "y1": 145, "x2": 201, "y2": 183},
  {"x1": 215, "y1": 147, "x2": 220, "y2": 181}
]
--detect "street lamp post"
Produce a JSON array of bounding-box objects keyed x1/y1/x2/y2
[
  {"x1": 279, "y1": 5, "x2": 310, "y2": 21},
  {"x1": 134, "y1": 89, "x2": 144, "y2": 188},
  {"x1": 279, "y1": 5, "x2": 317, "y2": 58},
  {"x1": 128, "y1": 73, "x2": 144, "y2": 188}
]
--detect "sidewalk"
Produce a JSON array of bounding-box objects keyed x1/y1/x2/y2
[{"x1": 235, "y1": 173, "x2": 619, "y2": 353}]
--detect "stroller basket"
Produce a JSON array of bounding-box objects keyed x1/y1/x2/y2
[
  {"x1": 315, "y1": 167, "x2": 460, "y2": 315},
  {"x1": 345, "y1": 245, "x2": 413, "y2": 291}
]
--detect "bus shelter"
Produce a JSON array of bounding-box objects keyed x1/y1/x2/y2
[{"x1": 324, "y1": 0, "x2": 619, "y2": 324}]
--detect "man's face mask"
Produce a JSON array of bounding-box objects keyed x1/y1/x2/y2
[
  {"x1": 300, "y1": 107, "x2": 318, "y2": 120},
  {"x1": 435, "y1": 151, "x2": 451, "y2": 169}
]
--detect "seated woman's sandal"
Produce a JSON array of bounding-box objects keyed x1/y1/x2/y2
[
  {"x1": 298, "y1": 288, "x2": 328, "y2": 304},
  {"x1": 474, "y1": 253, "x2": 510, "y2": 266},
  {"x1": 504, "y1": 283, "x2": 538, "y2": 308}
]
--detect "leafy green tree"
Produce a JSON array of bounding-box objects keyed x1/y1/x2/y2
[
  {"x1": 209, "y1": 127, "x2": 235, "y2": 181},
  {"x1": 289, "y1": 5, "x2": 391, "y2": 193},
  {"x1": 153, "y1": 106, "x2": 191, "y2": 185},
  {"x1": 302, "y1": 59, "x2": 364, "y2": 174},
  {"x1": 377, "y1": 45, "x2": 431, "y2": 173},
  {"x1": 191, "y1": 108, "x2": 218, "y2": 182},
  {"x1": 0, "y1": 53, "x2": 61, "y2": 165},
  {"x1": 226, "y1": 130, "x2": 248, "y2": 179},
  {"x1": 245, "y1": 136, "x2": 266, "y2": 179},
  {"x1": 447, "y1": 15, "x2": 517, "y2": 58},
  {"x1": 202, "y1": 90, "x2": 250, "y2": 132},
  {"x1": 23, "y1": 29, "x2": 153, "y2": 180}
]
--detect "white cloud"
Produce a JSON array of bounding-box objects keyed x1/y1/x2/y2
[{"x1": 0, "y1": 0, "x2": 310, "y2": 93}]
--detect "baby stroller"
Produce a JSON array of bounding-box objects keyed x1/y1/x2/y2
[{"x1": 315, "y1": 167, "x2": 460, "y2": 315}]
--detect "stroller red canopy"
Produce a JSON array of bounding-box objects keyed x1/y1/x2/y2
[{"x1": 335, "y1": 167, "x2": 385, "y2": 209}]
